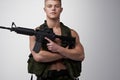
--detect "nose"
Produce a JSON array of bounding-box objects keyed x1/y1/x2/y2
[{"x1": 51, "y1": 6, "x2": 56, "y2": 11}]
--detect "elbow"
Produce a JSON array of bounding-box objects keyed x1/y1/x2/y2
[
  {"x1": 35, "y1": 58, "x2": 41, "y2": 62},
  {"x1": 31, "y1": 52, "x2": 43, "y2": 62},
  {"x1": 33, "y1": 56, "x2": 46, "y2": 62},
  {"x1": 33, "y1": 55, "x2": 41, "y2": 62},
  {"x1": 72, "y1": 52, "x2": 85, "y2": 61},
  {"x1": 80, "y1": 54, "x2": 85, "y2": 61},
  {"x1": 78, "y1": 52, "x2": 85, "y2": 61},
  {"x1": 79, "y1": 47, "x2": 85, "y2": 61}
]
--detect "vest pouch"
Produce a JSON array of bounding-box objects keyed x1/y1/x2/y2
[
  {"x1": 64, "y1": 59, "x2": 82, "y2": 78},
  {"x1": 70, "y1": 60, "x2": 82, "y2": 77},
  {"x1": 27, "y1": 54, "x2": 47, "y2": 76}
]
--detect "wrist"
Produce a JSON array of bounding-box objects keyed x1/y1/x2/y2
[
  {"x1": 56, "y1": 45, "x2": 62, "y2": 53},
  {"x1": 57, "y1": 46, "x2": 66, "y2": 54}
]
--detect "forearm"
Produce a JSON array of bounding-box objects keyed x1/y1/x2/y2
[
  {"x1": 31, "y1": 50, "x2": 64, "y2": 62},
  {"x1": 57, "y1": 46, "x2": 84, "y2": 61}
]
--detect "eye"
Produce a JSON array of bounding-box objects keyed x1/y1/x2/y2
[
  {"x1": 55, "y1": 5, "x2": 61, "y2": 8},
  {"x1": 47, "y1": 4, "x2": 52, "y2": 8}
]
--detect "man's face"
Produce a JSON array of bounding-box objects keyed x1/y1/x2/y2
[{"x1": 44, "y1": 0, "x2": 63, "y2": 20}]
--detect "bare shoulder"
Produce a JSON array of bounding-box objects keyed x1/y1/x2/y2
[
  {"x1": 70, "y1": 29, "x2": 79, "y2": 38},
  {"x1": 70, "y1": 28, "x2": 81, "y2": 44}
]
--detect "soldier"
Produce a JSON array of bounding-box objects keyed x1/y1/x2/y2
[{"x1": 29, "y1": 0, "x2": 85, "y2": 80}]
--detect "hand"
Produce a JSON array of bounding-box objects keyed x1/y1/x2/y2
[{"x1": 45, "y1": 37, "x2": 60, "y2": 52}]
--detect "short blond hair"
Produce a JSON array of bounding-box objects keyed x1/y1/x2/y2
[{"x1": 45, "y1": 0, "x2": 62, "y2": 6}]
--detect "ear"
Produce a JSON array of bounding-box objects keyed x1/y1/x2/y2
[{"x1": 60, "y1": 7, "x2": 63, "y2": 13}]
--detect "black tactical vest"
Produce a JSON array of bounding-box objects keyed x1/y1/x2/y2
[{"x1": 27, "y1": 21, "x2": 82, "y2": 78}]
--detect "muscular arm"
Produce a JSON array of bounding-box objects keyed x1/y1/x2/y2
[
  {"x1": 58, "y1": 29, "x2": 85, "y2": 61},
  {"x1": 45, "y1": 29, "x2": 85, "y2": 61},
  {"x1": 29, "y1": 36, "x2": 64, "y2": 62}
]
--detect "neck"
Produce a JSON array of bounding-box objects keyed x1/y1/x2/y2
[{"x1": 46, "y1": 18, "x2": 61, "y2": 28}]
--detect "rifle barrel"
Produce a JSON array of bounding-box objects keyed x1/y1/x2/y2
[{"x1": 0, "y1": 26, "x2": 11, "y2": 30}]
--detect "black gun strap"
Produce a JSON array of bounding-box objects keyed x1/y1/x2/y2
[{"x1": 30, "y1": 74, "x2": 33, "y2": 80}]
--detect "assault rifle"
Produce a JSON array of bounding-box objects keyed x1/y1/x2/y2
[{"x1": 0, "y1": 22, "x2": 76, "y2": 53}]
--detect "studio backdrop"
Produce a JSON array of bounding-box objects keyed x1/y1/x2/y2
[{"x1": 0, "y1": 0, "x2": 120, "y2": 80}]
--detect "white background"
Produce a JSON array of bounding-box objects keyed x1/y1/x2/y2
[{"x1": 0, "y1": 0, "x2": 120, "y2": 80}]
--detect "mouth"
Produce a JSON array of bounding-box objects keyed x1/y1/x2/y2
[{"x1": 50, "y1": 12, "x2": 56, "y2": 14}]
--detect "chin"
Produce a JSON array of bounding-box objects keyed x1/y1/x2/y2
[
  {"x1": 49, "y1": 16, "x2": 59, "y2": 20},
  {"x1": 47, "y1": 14, "x2": 59, "y2": 19}
]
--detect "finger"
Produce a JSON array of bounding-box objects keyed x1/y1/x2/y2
[{"x1": 44, "y1": 37, "x2": 52, "y2": 43}]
